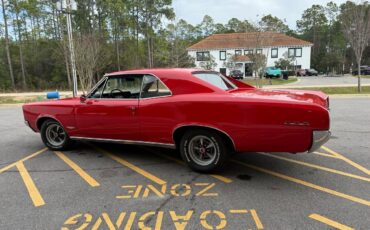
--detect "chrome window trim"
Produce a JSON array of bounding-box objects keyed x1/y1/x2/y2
[
  {"x1": 87, "y1": 76, "x2": 108, "y2": 98},
  {"x1": 139, "y1": 74, "x2": 173, "y2": 100},
  {"x1": 87, "y1": 73, "x2": 173, "y2": 101},
  {"x1": 192, "y1": 71, "x2": 238, "y2": 90},
  {"x1": 87, "y1": 75, "x2": 143, "y2": 101},
  {"x1": 70, "y1": 136, "x2": 176, "y2": 149},
  {"x1": 85, "y1": 98, "x2": 140, "y2": 101}
]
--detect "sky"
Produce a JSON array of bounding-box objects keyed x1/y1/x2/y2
[{"x1": 172, "y1": 0, "x2": 349, "y2": 29}]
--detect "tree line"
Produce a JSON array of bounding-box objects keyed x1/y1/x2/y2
[{"x1": 0, "y1": 0, "x2": 369, "y2": 92}]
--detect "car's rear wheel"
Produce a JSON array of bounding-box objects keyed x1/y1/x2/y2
[
  {"x1": 41, "y1": 119, "x2": 73, "y2": 150},
  {"x1": 180, "y1": 129, "x2": 229, "y2": 172}
]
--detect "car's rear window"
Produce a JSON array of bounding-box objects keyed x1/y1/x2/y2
[{"x1": 193, "y1": 72, "x2": 237, "y2": 90}]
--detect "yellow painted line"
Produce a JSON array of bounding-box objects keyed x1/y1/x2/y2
[
  {"x1": 16, "y1": 162, "x2": 45, "y2": 207},
  {"x1": 94, "y1": 146, "x2": 166, "y2": 185},
  {"x1": 250, "y1": 209, "x2": 264, "y2": 229},
  {"x1": 0, "y1": 148, "x2": 47, "y2": 174},
  {"x1": 309, "y1": 213, "x2": 354, "y2": 230},
  {"x1": 258, "y1": 153, "x2": 370, "y2": 183},
  {"x1": 141, "y1": 147, "x2": 233, "y2": 184},
  {"x1": 231, "y1": 160, "x2": 370, "y2": 207},
  {"x1": 208, "y1": 174, "x2": 233, "y2": 183},
  {"x1": 54, "y1": 151, "x2": 100, "y2": 187},
  {"x1": 322, "y1": 146, "x2": 370, "y2": 176},
  {"x1": 313, "y1": 151, "x2": 339, "y2": 159}
]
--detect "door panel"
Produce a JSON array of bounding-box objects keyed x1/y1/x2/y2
[
  {"x1": 74, "y1": 75, "x2": 142, "y2": 140},
  {"x1": 75, "y1": 99, "x2": 139, "y2": 140}
]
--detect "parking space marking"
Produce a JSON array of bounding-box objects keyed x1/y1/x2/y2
[
  {"x1": 140, "y1": 147, "x2": 233, "y2": 184},
  {"x1": 15, "y1": 162, "x2": 45, "y2": 207},
  {"x1": 322, "y1": 146, "x2": 370, "y2": 176},
  {"x1": 258, "y1": 153, "x2": 370, "y2": 182},
  {"x1": 250, "y1": 209, "x2": 264, "y2": 230},
  {"x1": 309, "y1": 214, "x2": 354, "y2": 230},
  {"x1": 0, "y1": 148, "x2": 47, "y2": 174},
  {"x1": 313, "y1": 151, "x2": 339, "y2": 159},
  {"x1": 231, "y1": 160, "x2": 370, "y2": 207},
  {"x1": 94, "y1": 146, "x2": 167, "y2": 185},
  {"x1": 54, "y1": 151, "x2": 100, "y2": 187}
]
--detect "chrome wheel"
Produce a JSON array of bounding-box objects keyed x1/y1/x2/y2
[
  {"x1": 45, "y1": 124, "x2": 66, "y2": 146},
  {"x1": 188, "y1": 135, "x2": 217, "y2": 166}
]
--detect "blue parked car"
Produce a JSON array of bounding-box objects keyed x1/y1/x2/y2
[{"x1": 265, "y1": 67, "x2": 282, "y2": 78}]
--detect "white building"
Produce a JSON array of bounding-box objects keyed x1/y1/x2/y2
[{"x1": 187, "y1": 32, "x2": 313, "y2": 76}]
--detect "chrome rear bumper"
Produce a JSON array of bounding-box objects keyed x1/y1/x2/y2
[{"x1": 308, "y1": 130, "x2": 331, "y2": 153}]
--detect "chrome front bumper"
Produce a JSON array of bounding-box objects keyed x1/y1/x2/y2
[{"x1": 308, "y1": 130, "x2": 331, "y2": 153}]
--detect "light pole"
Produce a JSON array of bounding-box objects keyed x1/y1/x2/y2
[{"x1": 65, "y1": 0, "x2": 78, "y2": 97}]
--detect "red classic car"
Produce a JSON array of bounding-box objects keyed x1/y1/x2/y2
[{"x1": 23, "y1": 68, "x2": 330, "y2": 172}]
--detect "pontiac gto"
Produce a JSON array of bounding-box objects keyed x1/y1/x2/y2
[{"x1": 23, "y1": 68, "x2": 330, "y2": 172}]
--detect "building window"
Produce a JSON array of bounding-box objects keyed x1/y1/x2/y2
[
  {"x1": 196, "y1": 51, "x2": 210, "y2": 61},
  {"x1": 288, "y1": 48, "x2": 302, "y2": 58},
  {"x1": 235, "y1": 50, "x2": 242, "y2": 56},
  {"x1": 219, "y1": 51, "x2": 226, "y2": 60},
  {"x1": 256, "y1": 49, "x2": 262, "y2": 54},
  {"x1": 271, "y1": 48, "x2": 278, "y2": 58},
  {"x1": 295, "y1": 48, "x2": 302, "y2": 57},
  {"x1": 244, "y1": 49, "x2": 253, "y2": 55}
]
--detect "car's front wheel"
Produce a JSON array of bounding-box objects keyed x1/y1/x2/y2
[
  {"x1": 41, "y1": 119, "x2": 74, "y2": 150},
  {"x1": 180, "y1": 129, "x2": 229, "y2": 172}
]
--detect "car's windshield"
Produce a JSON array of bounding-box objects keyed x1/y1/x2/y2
[{"x1": 193, "y1": 72, "x2": 237, "y2": 90}]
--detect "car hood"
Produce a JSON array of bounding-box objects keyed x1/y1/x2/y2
[{"x1": 229, "y1": 88, "x2": 329, "y2": 108}]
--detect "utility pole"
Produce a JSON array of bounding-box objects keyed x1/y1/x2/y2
[{"x1": 66, "y1": 0, "x2": 78, "y2": 97}]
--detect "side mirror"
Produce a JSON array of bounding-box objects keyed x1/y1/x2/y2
[{"x1": 80, "y1": 94, "x2": 87, "y2": 103}]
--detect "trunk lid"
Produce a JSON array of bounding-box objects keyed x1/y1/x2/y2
[{"x1": 229, "y1": 88, "x2": 329, "y2": 108}]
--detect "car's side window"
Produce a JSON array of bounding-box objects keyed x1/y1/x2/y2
[
  {"x1": 101, "y1": 75, "x2": 143, "y2": 99},
  {"x1": 140, "y1": 75, "x2": 171, "y2": 99},
  {"x1": 89, "y1": 78, "x2": 107, "y2": 98}
]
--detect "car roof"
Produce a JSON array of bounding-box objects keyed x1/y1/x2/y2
[
  {"x1": 105, "y1": 68, "x2": 201, "y2": 78},
  {"x1": 104, "y1": 68, "x2": 226, "y2": 95}
]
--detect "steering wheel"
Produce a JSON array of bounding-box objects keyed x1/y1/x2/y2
[{"x1": 110, "y1": 88, "x2": 124, "y2": 98}]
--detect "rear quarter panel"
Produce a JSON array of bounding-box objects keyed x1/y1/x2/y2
[{"x1": 139, "y1": 93, "x2": 329, "y2": 153}]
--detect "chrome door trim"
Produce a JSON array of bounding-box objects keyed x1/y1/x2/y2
[{"x1": 70, "y1": 136, "x2": 176, "y2": 149}]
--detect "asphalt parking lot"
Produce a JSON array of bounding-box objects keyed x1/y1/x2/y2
[{"x1": 0, "y1": 97, "x2": 369, "y2": 229}]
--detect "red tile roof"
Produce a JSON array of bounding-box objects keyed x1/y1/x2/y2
[{"x1": 187, "y1": 32, "x2": 312, "y2": 50}]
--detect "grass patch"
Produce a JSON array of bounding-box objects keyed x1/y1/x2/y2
[
  {"x1": 351, "y1": 75, "x2": 370, "y2": 79},
  {"x1": 0, "y1": 96, "x2": 45, "y2": 104},
  {"x1": 291, "y1": 86, "x2": 370, "y2": 94},
  {"x1": 242, "y1": 77, "x2": 297, "y2": 86}
]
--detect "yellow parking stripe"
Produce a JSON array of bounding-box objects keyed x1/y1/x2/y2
[
  {"x1": 0, "y1": 148, "x2": 47, "y2": 174},
  {"x1": 208, "y1": 174, "x2": 232, "y2": 184},
  {"x1": 231, "y1": 160, "x2": 370, "y2": 207},
  {"x1": 94, "y1": 146, "x2": 167, "y2": 185},
  {"x1": 313, "y1": 151, "x2": 339, "y2": 159},
  {"x1": 140, "y1": 147, "x2": 233, "y2": 184},
  {"x1": 309, "y1": 214, "x2": 354, "y2": 230},
  {"x1": 15, "y1": 162, "x2": 45, "y2": 207},
  {"x1": 250, "y1": 209, "x2": 264, "y2": 229},
  {"x1": 258, "y1": 153, "x2": 370, "y2": 182},
  {"x1": 322, "y1": 146, "x2": 370, "y2": 176},
  {"x1": 54, "y1": 151, "x2": 100, "y2": 187}
]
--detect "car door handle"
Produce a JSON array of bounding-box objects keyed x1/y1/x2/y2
[{"x1": 130, "y1": 106, "x2": 137, "y2": 115}]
